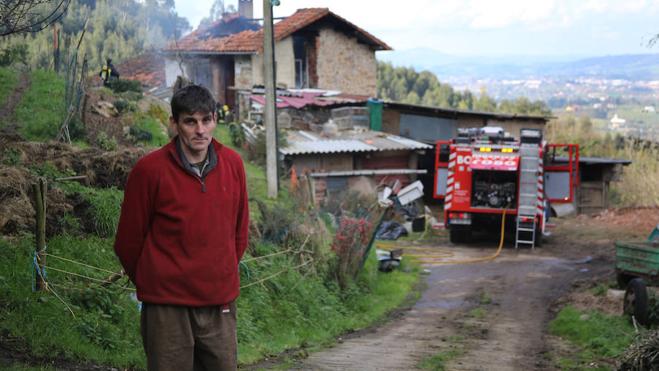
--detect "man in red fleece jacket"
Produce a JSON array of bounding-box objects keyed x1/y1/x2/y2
[{"x1": 114, "y1": 85, "x2": 249, "y2": 371}]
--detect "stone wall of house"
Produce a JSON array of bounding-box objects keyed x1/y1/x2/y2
[
  {"x1": 234, "y1": 55, "x2": 253, "y2": 90},
  {"x1": 316, "y1": 28, "x2": 376, "y2": 96},
  {"x1": 251, "y1": 37, "x2": 296, "y2": 89}
]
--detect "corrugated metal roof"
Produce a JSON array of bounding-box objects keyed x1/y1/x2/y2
[
  {"x1": 280, "y1": 139, "x2": 376, "y2": 155},
  {"x1": 280, "y1": 130, "x2": 432, "y2": 155},
  {"x1": 553, "y1": 156, "x2": 632, "y2": 165}
]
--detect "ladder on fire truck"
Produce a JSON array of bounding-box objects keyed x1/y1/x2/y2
[{"x1": 516, "y1": 140, "x2": 541, "y2": 249}]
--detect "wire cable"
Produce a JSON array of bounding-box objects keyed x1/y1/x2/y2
[
  {"x1": 42, "y1": 253, "x2": 118, "y2": 275},
  {"x1": 240, "y1": 260, "x2": 313, "y2": 289}
]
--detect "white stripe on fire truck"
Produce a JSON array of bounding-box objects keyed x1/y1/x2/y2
[
  {"x1": 447, "y1": 177, "x2": 454, "y2": 185},
  {"x1": 445, "y1": 194, "x2": 452, "y2": 202},
  {"x1": 445, "y1": 202, "x2": 452, "y2": 209},
  {"x1": 449, "y1": 152, "x2": 457, "y2": 160},
  {"x1": 446, "y1": 186, "x2": 454, "y2": 193},
  {"x1": 448, "y1": 161, "x2": 456, "y2": 168}
]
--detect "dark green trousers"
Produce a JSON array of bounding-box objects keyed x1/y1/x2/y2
[{"x1": 140, "y1": 302, "x2": 237, "y2": 371}]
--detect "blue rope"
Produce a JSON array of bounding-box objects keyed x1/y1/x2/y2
[{"x1": 32, "y1": 250, "x2": 47, "y2": 292}]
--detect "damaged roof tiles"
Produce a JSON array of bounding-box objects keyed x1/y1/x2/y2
[{"x1": 165, "y1": 8, "x2": 391, "y2": 54}]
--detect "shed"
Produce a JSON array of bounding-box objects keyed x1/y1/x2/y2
[
  {"x1": 553, "y1": 156, "x2": 632, "y2": 214},
  {"x1": 280, "y1": 129, "x2": 431, "y2": 205}
]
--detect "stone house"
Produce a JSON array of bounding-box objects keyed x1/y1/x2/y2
[{"x1": 163, "y1": 2, "x2": 391, "y2": 109}]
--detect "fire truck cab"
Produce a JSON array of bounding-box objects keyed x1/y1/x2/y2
[{"x1": 434, "y1": 127, "x2": 579, "y2": 248}]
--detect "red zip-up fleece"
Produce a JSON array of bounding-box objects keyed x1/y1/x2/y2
[{"x1": 114, "y1": 138, "x2": 249, "y2": 306}]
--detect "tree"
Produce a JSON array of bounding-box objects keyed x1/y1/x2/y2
[{"x1": 0, "y1": 0, "x2": 72, "y2": 36}]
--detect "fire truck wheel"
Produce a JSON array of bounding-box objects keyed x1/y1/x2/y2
[
  {"x1": 534, "y1": 226, "x2": 543, "y2": 247},
  {"x1": 450, "y1": 228, "x2": 471, "y2": 244},
  {"x1": 624, "y1": 278, "x2": 649, "y2": 326}
]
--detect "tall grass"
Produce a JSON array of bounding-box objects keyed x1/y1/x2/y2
[
  {"x1": 13, "y1": 70, "x2": 65, "y2": 141},
  {"x1": 0, "y1": 66, "x2": 19, "y2": 109},
  {"x1": 546, "y1": 117, "x2": 659, "y2": 207}
]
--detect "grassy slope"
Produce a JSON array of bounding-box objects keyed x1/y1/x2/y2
[
  {"x1": 13, "y1": 70, "x2": 65, "y2": 140},
  {"x1": 0, "y1": 125, "x2": 419, "y2": 369},
  {"x1": 0, "y1": 67, "x2": 19, "y2": 108}
]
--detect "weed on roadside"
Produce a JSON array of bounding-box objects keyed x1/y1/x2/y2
[
  {"x1": 417, "y1": 334, "x2": 466, "y2": 370},
  {"x1": 549, "y1": 305, "x2": 635, "y2": 369}
]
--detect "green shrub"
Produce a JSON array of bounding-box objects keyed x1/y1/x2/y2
[
  {"x1": 0, "y1": 44, "x2": 28, "y2": 66},
  {"x1": 96, "y1": 132, "x2": 117, "y2": 151},
  {"x1": 228, "y1": 122, "x2": 245, "y2": 147},
  {"x1": 147, "y1": 104, "x2": 169, "y2": 124},
  {"x1": 113, "y1": 99, "x2": 129, "y2": 113},
  {"x1": 108, "y1": 79, "x2": 142, "y2": 94},
  {"x1": 130, "y1": 114, "x2": 168, "y2": 147},
  {"x1": 1, "y1": 148, "x2": 21, "y2": 166},
  {"x1": 118, "y1": 91, "x2": 143, "y2": 102},
  {"x1": 68, "y1": 117, "x2": 86, "y2": 141}
]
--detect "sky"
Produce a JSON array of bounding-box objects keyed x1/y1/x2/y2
[{"x1": 173, "y1": 0, "x2": 659, "y2": 57}]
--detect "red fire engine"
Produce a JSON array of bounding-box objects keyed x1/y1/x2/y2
[{"x1": 433, "y1": 127, "x2": 579, "y2": 248}]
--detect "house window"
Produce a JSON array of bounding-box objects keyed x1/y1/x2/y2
[{"x1": 293, "y1": 36, "x2": 309, "y2": 89}]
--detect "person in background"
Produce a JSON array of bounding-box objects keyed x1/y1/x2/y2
[{"x1": 99, "y1": 58, "x2": 120, "y2": 86}]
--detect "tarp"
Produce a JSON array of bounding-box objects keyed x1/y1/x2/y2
[{"x1": 470, "y1": 154, "x2": 519, "y2": 171}]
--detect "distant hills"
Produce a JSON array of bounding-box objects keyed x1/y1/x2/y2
[{"x1": 377, "y1": 49, "x2": 659, "y2": 81}]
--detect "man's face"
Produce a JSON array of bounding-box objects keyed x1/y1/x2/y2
[{"x1": 171, "y1": 111, "x2": 217, "y2": 158}]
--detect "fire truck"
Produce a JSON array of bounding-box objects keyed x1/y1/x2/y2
[{"x1": 433, "y1": 127, "x2": 579, "y2": 248}]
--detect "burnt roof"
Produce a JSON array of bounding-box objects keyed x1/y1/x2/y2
[
  {"x1": 165, "y1": 8, "x2": 391, "y2": 54},
  {"x1": 115, "y1": 52, "x2": 166, "y2": 88}
]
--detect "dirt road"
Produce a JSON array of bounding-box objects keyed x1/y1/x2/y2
[{"x1": 281, "y1": 212, "x2": 640, "y2": 371}]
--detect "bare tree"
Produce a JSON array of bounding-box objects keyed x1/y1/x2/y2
[{"x1": 0, "y1": 0, "x2": 72, "y2": 37}]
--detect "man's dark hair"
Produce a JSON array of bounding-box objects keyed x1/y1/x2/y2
[{"x1": 171, "y1": 85, "x2": 216, "y2": 122}]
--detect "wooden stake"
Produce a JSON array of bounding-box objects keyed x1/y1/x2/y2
[{"x1": 33, "y1": 178, "x2": 47, "y2": 291}]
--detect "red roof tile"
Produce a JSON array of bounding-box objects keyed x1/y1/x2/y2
[{"x1": 165, "y1": 8, "x2": 391, "y2": 54}]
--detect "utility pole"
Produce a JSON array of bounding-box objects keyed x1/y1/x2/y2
[{"x1": 263, "y1": 0, "x2": 278, "y2": 198}]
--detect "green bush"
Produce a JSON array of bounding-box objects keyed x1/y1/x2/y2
[
  {"x1": 68, "y1": 117, "x2": 86, "y2": 141},
  {"x1": 113, "y1": 99, "x2": 130, "y2": 113},
  {"x1": 96, "y1": 132, "x2": 117, "y2": 151},
  {"x1": 0, "y1": 44, "x2": 28, "y2": 66},
  {"x1": 228, "y1": 122, "x2": 245, "y2": 147},
  {"x1": 118, "y1": 91, "x2": 143, "y2": 102},
  {"x1": 108, "y1": 79, "x2": 142, "y2": 94},
  {"x1": 130, "y1": 114, "x2": 168, "y2": 147}
]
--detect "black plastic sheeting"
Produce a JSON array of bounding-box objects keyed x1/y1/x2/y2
[{"x1": 375, "y1": 221, "x2": 408, "y2": 240}]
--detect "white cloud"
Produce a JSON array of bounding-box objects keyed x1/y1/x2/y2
[{"x1": 174, "y1": 0, "x2": 659, "y2": 55}]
